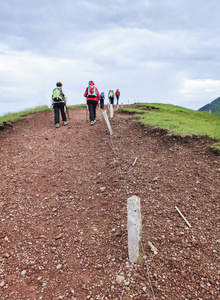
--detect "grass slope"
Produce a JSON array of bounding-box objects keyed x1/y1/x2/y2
[
  {"x1": 0, "y1": 104, "x2": 86, "y2": 124},
  {"x1": 0, "y1": 106, "x2": 50, "y2": 123},
  {"x1": 122, "y1": 103, "x2": 220, "y2": 152}
]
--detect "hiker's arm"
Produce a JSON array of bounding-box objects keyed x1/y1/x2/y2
[
  {"x1": 97, "y1": 89, "x2": 100, "y2": 101},
  {"x1": 64, "y1": 93, "x2": 67, "y2": 104},
  {"x1": 84, "y1": 88, "x2": 88, "y2": 98},
  {"x1": 61, "y1": 89, "x2": 67, "y2": 104}
]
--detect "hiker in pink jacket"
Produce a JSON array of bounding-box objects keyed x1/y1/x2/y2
[{"x1": 84, "y1": 81, "x2": 100, "y2": 125}]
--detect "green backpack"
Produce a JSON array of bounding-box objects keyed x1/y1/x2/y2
[
  {"x1": 109, "y1": 91, "x2": 114, "y2": 98},
  {"x1": 52, "y1": 88, "x2": 64, "y2": 102}
]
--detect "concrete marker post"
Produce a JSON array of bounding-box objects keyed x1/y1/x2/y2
[
  {"x1": 103, "y1": 111, "x2": 113, "y2": 135},
  {"x1": 127, "y1": 195, "x2": 142, "y2": 263}
]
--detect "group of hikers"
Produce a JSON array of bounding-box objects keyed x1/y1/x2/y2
[
  {"x1": 100, "y1": 89, "x2": 120, "y2": 108},
  {"x1": 52, "y1": 81, "x2": 120, "y2": 127}
]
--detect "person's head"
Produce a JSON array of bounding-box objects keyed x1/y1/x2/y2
[
  {"x1": 56, "y1": 82, "x2": 62, "y2": 87},
  {"x1": 89, "y1": 80, "x2": 94, "y2": 85}
]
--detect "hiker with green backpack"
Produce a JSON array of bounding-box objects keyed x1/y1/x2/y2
[
  {"x1": 108, "y1": 90, "x2": 114, "y2": 106},
  {"x1": 52, "y1": 82, "x2": 68, "y2": 128}
]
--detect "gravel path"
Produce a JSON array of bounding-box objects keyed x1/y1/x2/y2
[{"x1": 0, "y1": 107, "x2": 219, "y2": 299}]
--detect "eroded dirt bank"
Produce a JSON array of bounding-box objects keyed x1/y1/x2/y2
[{"x1": 0, "y1": 107, "x2": 219, "y2": 299}]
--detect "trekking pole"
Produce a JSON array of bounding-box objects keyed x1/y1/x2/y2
[
  {"x1": 86, "y1": 105, "x2": 88, "y2": 123},
  {"x1": 65, "y1": 105, "x2": 70, "y2": 120},
  {"x1": 98, "y1": 104, "x2": 102, "y2": 122}
]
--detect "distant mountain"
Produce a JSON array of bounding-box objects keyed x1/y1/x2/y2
[{"x1": 198, "y1": 97, "x2": 220, "y2": 116}]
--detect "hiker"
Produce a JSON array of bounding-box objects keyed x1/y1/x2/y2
[
  {"x1": 115, "y1": 89, "x2": 120, "y2": 105},
  {"x1": 100, "y1": 92, "x2": 105, "y2": 109},
  {"x1": 84, "y1": 81, "x2": 100, "y2": 125},
  {"x1": 52, "y1": 82, "x2": 68, "y2": 128},
  {"x1": 108, "y1": 90, "x2": 114, "y2": 106}
]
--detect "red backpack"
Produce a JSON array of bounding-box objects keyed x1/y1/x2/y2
[{"x1": 116, "y1": 89, "x2": 120, "y2": 96}]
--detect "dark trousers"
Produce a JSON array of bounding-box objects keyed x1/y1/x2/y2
[
  {"x1": 116, "y1": 95, "x2": 119, "y2": 105},
  {"x1": 53, "y1": 102, "x2": 66, "y2": 124},
  {"x1": 109, "y1": 97, "x2": 114, "y2": 106},
  {"x1": 87, "y1": 100, "x2": 98, "y2": 121},
  {"x1": 100, "y1": 98, "x2": 104, "y2": 108}
]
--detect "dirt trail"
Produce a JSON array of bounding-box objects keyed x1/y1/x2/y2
[{"x1": 0, "y1": 107, "x2": 219, "y2": 299}]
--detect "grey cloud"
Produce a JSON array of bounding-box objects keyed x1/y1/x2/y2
[
  {"x1": 1, "y1": 0, "x2": 219, "y2": 58},
  {"x1": 0, "y1": 0, "x2": 220, "y2": 116}
]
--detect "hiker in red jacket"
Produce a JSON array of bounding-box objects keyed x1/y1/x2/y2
[
  {"x1": 115, "y1": 89, "x2": 120, "y2": 105},
  {"x1": 84, "y1": 81, "x2": 100, "y2": 125}
]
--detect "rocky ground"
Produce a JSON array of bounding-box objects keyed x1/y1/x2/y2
[{"x1": 0, "y1": 107, "x2": 219, "y2": 300}]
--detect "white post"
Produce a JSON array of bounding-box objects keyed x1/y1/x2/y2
[
  {"x1": 127, "y1": 195, "x2": 142, "y2": 263},
  {"x1": 121, "y1": 103, "x2": 123, "y2": 108},
  {"x1": 110, "y1": 104, "x2": 113, "y2": 118},
  {"x1": 103, "y1": 111, "x2": 113, "y2": 135},
  {"x1": 209, "y1": 110, "x2": 211, "y2": 114}
]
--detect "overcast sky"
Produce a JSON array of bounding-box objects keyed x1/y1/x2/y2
[{"x1": 0, "y1": 0, "x2": 220, "y2": 116}]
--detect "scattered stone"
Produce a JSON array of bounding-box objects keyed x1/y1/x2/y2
[
  {"x1": 54, "y1": 234, "x2": 63, "y2": 240},
  {"x1": 21, "y1": 270, "x2": 27, "y2": 276},
  {"x1": 115, "y1": 229, "x2": 122, "y2": 237},
  {"x1": 3, "y1": 253, "x2": 10, "y2": 258},
  {"x1": 91, "y1": 226, "x2": 99, "y2": 235},
  {"x1": 116, "y1": 275, "x2": 125, "y2": 283},
  {"x1": 82, "y1": 283, "x2": 87, "y2": 289},
  {"x1": 0, "y1": 280, "x2": 4, "y2": 287},
  {"x1": 56, "y1": 264, "x2": 62, "y2": 270},
  {"x1": 170, "y1": 237, "x2": 178, "y2": 243},
  {"x1": 148, "y1": 241, "x2": 158, "y2": 254}
]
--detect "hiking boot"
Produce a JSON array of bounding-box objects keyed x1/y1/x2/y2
[
  {"x1": 93, "y1": 120, "x2": 96, "y2": 124},
  {"x1": 63, "y1": 121, "x2": 68, "y2": 126},
  {"x1": 90, "y1": 121, "x2": 94, "y2": 125},
  {"x1": 55, "y1": 123, "x2": 59, "y2": 128}
]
